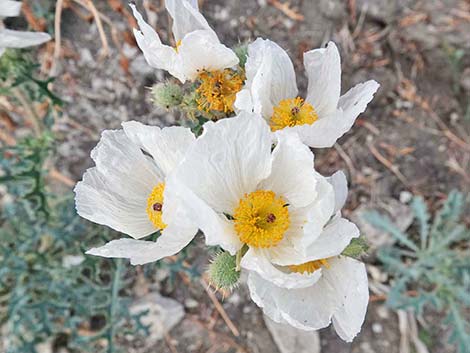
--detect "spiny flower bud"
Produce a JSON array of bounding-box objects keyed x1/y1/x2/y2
[
  {"x1": 207, "y1": 251, "x2": 240, "y2": 292},
  {"x1": 341, "y1": 235, "x2": 369, "y2": 259},
  {"x1": 151, "y1": 82, "x2": 183, "y2": 109}
]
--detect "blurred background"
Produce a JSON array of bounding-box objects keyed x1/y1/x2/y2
[{"x1": 0, "y1": 0, "x2": 469, "y2": 352}]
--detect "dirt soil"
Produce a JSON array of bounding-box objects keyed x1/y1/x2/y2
[{"x1": 7, "y1": 0, "x2": 470, "y2": 352}]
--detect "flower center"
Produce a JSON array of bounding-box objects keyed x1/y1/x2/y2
[
  {"x1": 195, "y1": 69, "x2": 245, "y2": 114},
  {"x1": 174, "y1": 39, "x2": 182, "y2": 53},
  {"x1": 269, "y1": 97, "x2": 318, "y2": 132},
  {"x1": 289, "y1": 259, "x2": 330, "y2": 274},
  {"x1": 146, "y1": 182, "x2": 167, "y2": 230},
  {"x1": 233, "y1": 190, "x2": 290, "y2": 248}
]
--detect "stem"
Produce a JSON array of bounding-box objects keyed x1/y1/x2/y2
[{"x1": 107, "y1": 259, "x2": 123, "y2": 353}]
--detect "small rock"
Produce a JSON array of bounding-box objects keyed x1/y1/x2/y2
[
  {"x1": 399, "y1": 191, "x2": 413, "y2": 204},
  {"x1": 129, "y1": 293, "x2": 184, "y2": 344},
  {"x1": 62, "y1": 255, "x2": 85, "y2": 268},
  {"x1": 372, "y1": 323, "x2": 383, "y2": 334},
  {"x1": 184, "y1": 298, "x2": 199, "y2": 309},
  {"x1": 264, "y1": 316, "x2": 321, "y2": 353}
]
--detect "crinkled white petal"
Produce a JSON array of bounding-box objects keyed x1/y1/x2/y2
[
  {"x1": 165, "y1": 0, "x2": 211, "y2": 41},
  {"x1": 129, "y1": 4, "x2": 180, "y2": 79},
  {"x1": 247, "y1": 271, "x2": 338, "y2": 330},
  {"x1": 304, "y1": 41, "x2": 341, "y2": 117},
  {"x1": 327, "y1": 170, "x2": 348, "y2": 214},
  {"x1": 122, "y1": 121, "x2": 195, "y2": 177},
  {"x1": 241, "y1": 248, "x2": 322, "y2": 289},
  {"x1": 0, "y1": 0, "x2": 22, "y2": 17},
  {"x1": 305, "y1": 216, "x2": 360, "y2": 261},
  {"x1": 0, "y1": 29, "x2": 51, "y2": 49},
  {"x1": 85, "y1": 218, "x2": 196, "y2": 265},
  {"x1": 248, "y1": 255, "x2": 368, "y2": 338},
  {"x1": 298, "y1": 173, "x2": 335, "y2": 248},
  {"x1": 74, "y1": 130, "x2": 161, "y2": 239},
  {"x1": 338, "y1": 80, "x2": 380, "y2": 129},
  {"x1": 235, "y1": 38, "x2": 297, "y2": 119},
  {"x1": 165, "y1": 176, "x2": 243, "y2": 254},
  {"x1": 176, "y1": 29, "x2": 239, "y2": 81},
  {"x1": 330, "y1": 257, "x2": 369, "y2": 342},
  {"x1": 259, "y1": 131, "x2": 316, "y2": 208},
  {"x1": 172, "y1": 112, "x2": 272, "y2": 215}
]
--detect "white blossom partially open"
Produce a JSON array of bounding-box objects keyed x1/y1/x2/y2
[
  {"x1": 130, "y1": 0, "x2": 239, "y2": 83},
  {"x1": 167, "y1": 113, "x2": 367, "y2": 339},
  {"x1": 74, "y1": 121, "x2": 198, "y2": 265},
  {"x1": 0, "y1": 0, "x2": 51, "y2": 57},
  {"x1": 235, "y1": 38, "x2": 379, "y2": 148}
]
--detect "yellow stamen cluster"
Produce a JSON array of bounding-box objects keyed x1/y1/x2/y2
[
  {"x1": 146, "y1": 182, "x2": 167, "y2": 230},
  {"x1": 174, "y1": 39, "x2": 182, "y2": 53},
  {"x1": 233, "y1": 190, "x2": 290, "y2": 248},
  {"x1": 195, "y1": 69, "x2": 244, "y2": 113},
  {"x1": 289, "y1": 259, "x2": 330, "y2": 274},
  {"x1": 269, "y1": 97, "x2": 318, "y2": 132}
]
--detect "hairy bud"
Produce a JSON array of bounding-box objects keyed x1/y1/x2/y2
[
  {"x1": 151, "y1": 82, "x2": 183, "y2": 109},
  {"x1": 207, "y1": 251, "x2": 240, "y2": 292}
]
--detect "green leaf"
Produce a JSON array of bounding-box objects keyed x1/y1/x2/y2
[{"x1": 341, "y1": 235, "x2": 369, "y2": 259}]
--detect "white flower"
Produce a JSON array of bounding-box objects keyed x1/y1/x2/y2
[
  {"x1": 0, "y1": 0, "x2": 51, "y2": 57},
  {"x1": 167, "y1": 112, "x2": 367, "y2": 339},
  {"x1": 74, "y1": 121, "x2": 198, "y2": 265},
  {"x1": 130, "y1": 0, "x2": 239, "y2": 84},
  {"x1": 235, "y1": 38, "x2": 380, "y2": 148}
]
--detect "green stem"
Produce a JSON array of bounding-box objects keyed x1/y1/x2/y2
[{"x1": 107, "y1": 259, "x2": 123, "y2": 353}]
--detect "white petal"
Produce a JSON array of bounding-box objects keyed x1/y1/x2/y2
[
  {"x1": 177, "y1": 29, "x2": 239, "y2": 81},
  {"x1": 304, "y1": 41, "x2": 341, "y2": 117},
  {"x1": 330, "y1": 257, "x2": 369, "y2": 342},
  {"x1": 129, "y1": 4, "x2": 179, "y2": 79},
  {"x1": 172, "y1": 112, "x2": 272, "y2": 214},
  {"x1": 241, "y1": 248, "x2": 322, "y2": 289},
  {"x1": 285, "y1": 109, "x2": 346, "y2": 148},
  {"x1": 259, "y1": 130, "x2": 316, "y2": 208},
  {"x1": 74, "y1": 130, "x2": 161, "y2": 239},
  {"x1": 327, "y1": 170, "x2": 348, "y2": 214},
  {"x1": 299, "y1": 173, "x2": 336, "y2": 248},
  {"x1": 122, "y1": 121, "x2": 195, "y2": 177},
  {"x1": 0, "y1": 29, "x2": 50, "y2": 49},
  {"x1": 165, "y1": 0, "x2": 212, "y2": 41},
  {"x1": 247, "y1": 271, "x2": 339, "y2": 330},
  {"x1": 338, "y1": 80, "x2": 380, "y2": 129},
  {"x1": 235, "y1": 38, "x2": 297, "y2": 119},
  {"x1": 86, "y1": 219, "x2": 196, "y2": 265},
  {"x1": 248, "y1": 255, "x2": 368, "y2": 336},
  {"x1": 305, "y1": 217, "x2": 360, "y2": 261},
  {"x1": 0, "y1": 0, "x2": 22, "y2": 17},
  {"x1": 165, "y1": 175, "x2": 243, "y2": 254}
]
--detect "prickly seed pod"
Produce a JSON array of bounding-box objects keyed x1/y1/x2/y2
[
  {"x1": 151, "y1": 82, "x2": 183, "y2": 109},
  {"x1": 207, "y1": 251, "x2": 240, "y2": 292}
]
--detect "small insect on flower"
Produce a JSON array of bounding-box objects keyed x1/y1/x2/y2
[
  {"x1": 74, "y1": 121, "x2": 198, "y2": 265},
  {"x1": 235, "y1": 39, "x2": 380, "y2": 148},
  {"x1": 0, "y1": 0, "x2": 51, "y2": 57},
  {"x1": 167, "y1": 113, "x2": 369, "y2": 341}
]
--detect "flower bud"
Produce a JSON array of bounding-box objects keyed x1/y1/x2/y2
[
  {"x1": 151, "y1": 82, "x2": 183, "y2": 109},
  {"x1": 207, "y1": 251, "x2": 240, "y2": 292}
]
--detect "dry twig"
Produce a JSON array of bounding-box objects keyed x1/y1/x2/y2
[{"x1": 200, "y1": 278, "x2": 240, "y2": 337}]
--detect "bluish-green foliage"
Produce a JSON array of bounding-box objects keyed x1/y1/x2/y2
[
  {"x1": 365, "y1": 192, "x2": 470, "y2": 353},
  {"x1": 0, "y1": 50, "x2": 152, "y2": 353}
]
